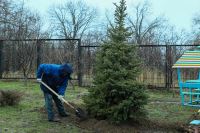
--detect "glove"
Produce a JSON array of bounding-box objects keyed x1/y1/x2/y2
[
  {"x1": 36, "y1": 78, "x2": 41, "y2": 82},
  {"x1": 58, "y1": 95, "x2": 64, "y2": 101}
]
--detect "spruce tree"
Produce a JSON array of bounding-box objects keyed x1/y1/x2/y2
[{"x1": 84, "y1": 0, "x2": 148, "y2": 123}]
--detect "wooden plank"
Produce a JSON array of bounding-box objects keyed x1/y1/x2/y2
[
  {"x1": 183, "y1": 52, "x2": 200, "y2": 54},
  {"x1": 172, "y1": 66, "x2": 200, "y2": 68},
  {"x1": 178, "y1": 60, "x2": 200, "y2": 61},
  {"x1": 180, "y1": 57, "x2": 200, "y2": 59},
  {"x1": 182, "y1": 92, "x2": 200, "y2": 95},
  {"x1": 184, "y1": 51, "x2": 200, "y2": 53},
  {"x1": 175, "y1": 63, "x2": 200, "y2": 66},
  {"x1": 172, "y1": 48, "x2": 200, "y2": 68},
  {"x1": 181, "y1": 56, "x2": 200, "y2": 58},
  {"x1": 176, "y1": 62, "x2": 200, "y2": 64}
]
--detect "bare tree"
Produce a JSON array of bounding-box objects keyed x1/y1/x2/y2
[
  {"x1": 12, "y1": 2, "x2": 42, "y2": 39},
  {"x1": 0, "y1": 0, "x2": 15, "y2": 40},
  {"x1": 128, "y1": 2, "x2": 163, "y2": 45},
  {"x1": 192, "y1": 14, "x2": 200, "y2": 44},
  {"x1": 0, "y1": 0, "x2": 43, "y2": 79},
  {"x1": 49, "y1": 0, "x2": 97, "y2": 39},
  {"x1": 13, "y1": 3, "x2": 42, "y2": 79},
  {"x1": 48, "y1": 0, "x2": 97, "y2": 65},
  {"x1": 81, "y1": 30, "x2": 105, "y2": 76}
]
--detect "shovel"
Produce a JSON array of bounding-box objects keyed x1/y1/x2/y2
[{"x1": 39, "y1": 80, "x2": 87, "y2": 120}]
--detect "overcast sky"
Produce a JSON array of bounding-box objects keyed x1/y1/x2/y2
[{"x1": 24, "y1": 0, "x2": 200, "y2": 31}]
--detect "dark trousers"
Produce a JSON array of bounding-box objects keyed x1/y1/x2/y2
[{"x1": 43, "y1": 92, "x2": 66, "y2": 120}]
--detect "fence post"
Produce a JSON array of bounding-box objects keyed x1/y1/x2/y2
[
  {"x1": 165, "y1": 45, "x2": 173, "y2": 89},
  {"x1": 169, "y1": 46, "x2": 173, "y2": 89},
  {"x1": 77, "y1": 39, "x2": 83, "y2": 86},
  {"x1": 36, "y1": 40, "x2": 41, "y2": 69},
  {"x1": 0, "y1": 40, "x2": 3, "y2": 79}
]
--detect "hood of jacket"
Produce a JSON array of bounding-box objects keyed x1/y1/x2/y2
[{"x1": 59, "y1": 64, "x2": 73, "y2": 78}]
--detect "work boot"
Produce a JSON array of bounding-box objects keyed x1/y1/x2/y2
[
  {"x1": 59, "y1": 112, "x2": 70, "y2": 117},
  {"x1": 48, "y1": 117, "x2": 61, "y2": 122}
]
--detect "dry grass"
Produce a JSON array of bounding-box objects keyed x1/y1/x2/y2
[{"x1": 0, "y1": 90, "x2": 23, "y2": 106}]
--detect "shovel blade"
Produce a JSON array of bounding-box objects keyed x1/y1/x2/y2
[{"x1": 75, "y1": 108, "x2": 87, "y2": 120}]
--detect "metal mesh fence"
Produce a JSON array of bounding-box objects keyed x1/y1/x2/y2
[
  {"x1": 1, "y1": 40, "x2": 37, "y2": 78},
  {"x1": 80, "y1": 44, "x2": 199, "y2": 88},
  {"x1": 80, "y1": 46, "x2": 98, "y2": 86},
  {"x1": 0, "y1": 39, "x2": 80, "y2": 84},
  {"x1": 0, "y1": 39, "x2": 199, "y2": 89}
]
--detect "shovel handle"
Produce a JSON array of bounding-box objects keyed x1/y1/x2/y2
[{"x1": 40, "y1": 81, "x2": 75, "y2": 109}]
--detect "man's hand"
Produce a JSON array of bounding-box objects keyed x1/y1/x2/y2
[
  {"x1": 36, "y1": 78, "x2": 42, "y2": 82},
  {"x1": 58, "y1": 95, "x2": 64, "y2": 101}
]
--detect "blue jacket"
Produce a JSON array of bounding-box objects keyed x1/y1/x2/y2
[{"x1": 37, "y1": 64, "x2": 73, "y2": 95}]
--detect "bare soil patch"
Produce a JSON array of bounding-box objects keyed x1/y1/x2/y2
[{"x1": 36, "y1": 102, "x2": 194, "y2": 133}]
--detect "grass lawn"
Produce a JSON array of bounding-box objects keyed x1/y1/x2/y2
[
  {"x1": 146, "y1": 90, "x2": 197, "y2": 128},
  {"x1": 0, "y1": 80, "x2": 88, "y2": 133},
  {"x1": 0, "y1": 80, "x2": 199, "y2": 132}
]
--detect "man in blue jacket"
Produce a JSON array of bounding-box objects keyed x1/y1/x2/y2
[{"x1": 37, "y1": 63, "x2": 73, "y2": 122}]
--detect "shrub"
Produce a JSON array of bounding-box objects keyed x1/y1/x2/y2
[{"x1": 0, "y1": 90, "x2": 23, "y2": 106}]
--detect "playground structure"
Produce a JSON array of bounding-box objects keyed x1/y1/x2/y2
[{"x1": 173, "y1": 46, "x2": 200, "y2": 107}]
